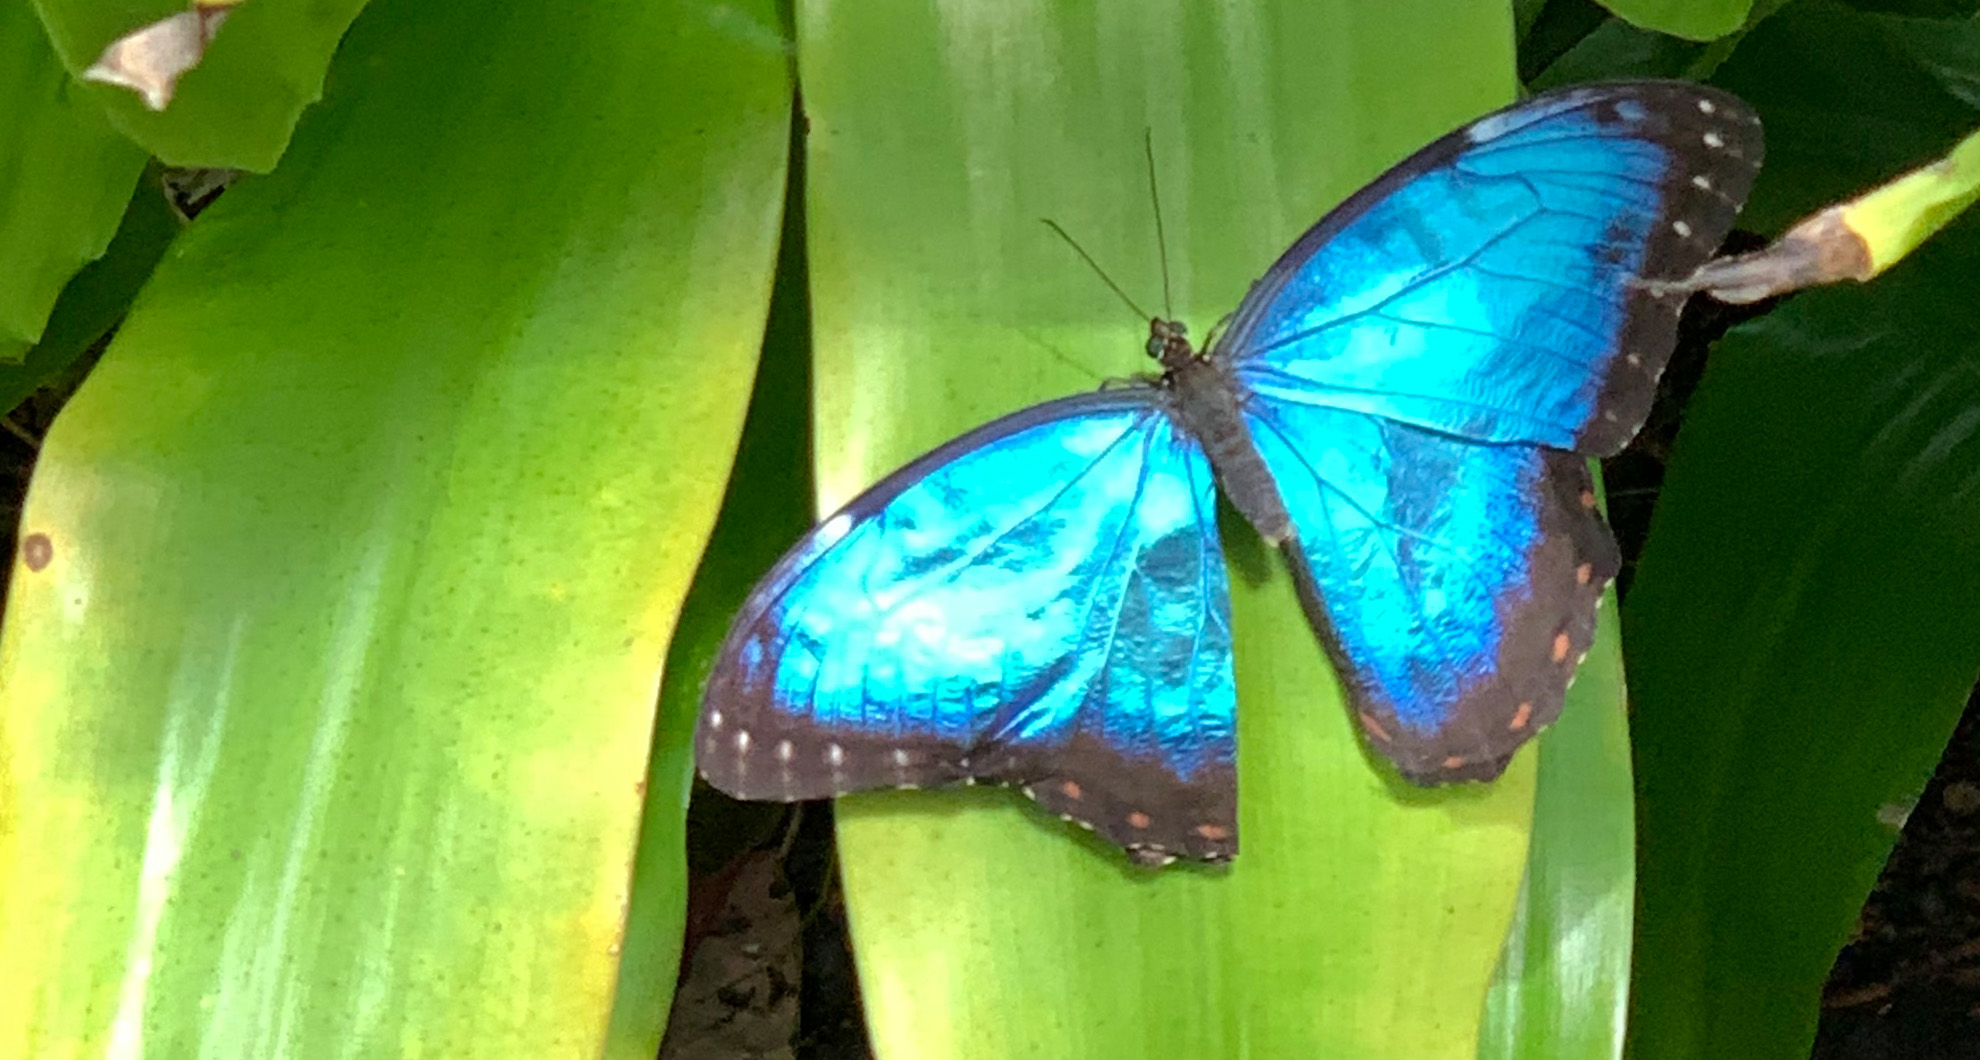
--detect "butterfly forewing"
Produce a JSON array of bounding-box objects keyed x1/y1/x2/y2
[
  {"x1": 698, "y1": 389, "x2": 1239, "y2": 864},
  {"x1": 1222, "y1": 81, "x2": 1763, "y2": 454},
  {"x1": 1216, "y1": 81, "x2": 1757, "y2": 781}
]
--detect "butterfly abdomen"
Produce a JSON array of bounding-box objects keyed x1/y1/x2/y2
[{"x1": 1166, "y1": 356, "x2": 1293, "y2": 545}]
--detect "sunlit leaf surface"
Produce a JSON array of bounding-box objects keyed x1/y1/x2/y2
[{"x1": 0, "y1": 0, "x2": 789, "y2": 1054}]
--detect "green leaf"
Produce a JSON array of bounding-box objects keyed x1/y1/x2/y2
[
  {"x1": 1594, "y1": 0, "x2": 1752, "y2": 42},
  {"x1": 793, "y1": 3, "x2": 1637, "y2": 1057},
  {"x1": 33, "y1": 0, "x2": 372, "y2": 169},
  {"x1": 0, "y1": 0, "x2": 789, "y2": 1055},
  {"x1": 1627, "y1": 5, "x2": 1980, "y2": 1056},
  {"x1": 1482, "y1": 586, "x2": 1634, "y2": 1060},
  {"x1": 607, "y1": 111, "x2": 815, "y2": 1060},
  {"x1": 1528, "y1": 20, "x2": 1712, "y2": 88},
  {"x1": 1715, "y1": 0, "x2": 1979, "y2": 234},
  {"x1": 1, "y1": 173, "x2": 180, "y2": 414},
  {"x1": 0, "y1": 0, "x2": 146, "y2": 362}
]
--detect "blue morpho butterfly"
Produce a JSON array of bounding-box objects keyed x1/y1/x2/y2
[{"x1": 697, "y1": 81, "x2": 1762, "y2": 867}]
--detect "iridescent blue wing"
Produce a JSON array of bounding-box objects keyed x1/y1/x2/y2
[
  {"x1": 698, "y1": 390, "x2": 1237, "y2": 865},
  {"x1": 1223, "y1": 81, "x2": 1762, "y2": 454},
  {"x1": 1244, "y1": 399, "x2": 1620, "y2": 780}
]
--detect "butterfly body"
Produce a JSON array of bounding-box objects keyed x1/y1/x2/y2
[
  {"x1": 1153, "y1": 319, "x2": 1294, "y2": 545},
  {"x1": 698, "y1": 81, "x2": 1763, "y2": 866}
]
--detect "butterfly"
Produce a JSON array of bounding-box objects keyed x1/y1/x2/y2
[{"x1": 696, "y1": 81, "x2": 1762, "y2": 867}]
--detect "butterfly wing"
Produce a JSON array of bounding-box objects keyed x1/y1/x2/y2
[
  {"x1": 1223, "y1": 81, "x2": 1762, "y2": 454},
  {"x1": 1245, "y1": 399, "x2": 1620, "y2": 781},
  {"x1": 699, "y1": 390, "x2": 1238, "y2": 864}
]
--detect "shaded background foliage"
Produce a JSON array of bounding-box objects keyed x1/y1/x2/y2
[{"x1": 4, "y1": 0, "x2": 1980, "y2": 1058}]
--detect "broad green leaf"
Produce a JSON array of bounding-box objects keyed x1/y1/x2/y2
[
  {"x1": 1627, "y1": 5, "x2": 1980, "y2": 1056},
  {"x1": 33, "y1": 0, "x2": 371, "y2": 169},
  {"x1": 0, "y1": 0, "x2": 789, "y2": 1057},
  {"x1": 0, "y1": 0, "x2": 146, "y2": 362},
  {"x1": 797, "y1": 3, "x2": 1636, "y2": 1057}
]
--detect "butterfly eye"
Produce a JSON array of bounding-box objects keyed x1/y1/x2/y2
[{"x1": 1146, "y1": 320, "x2": 1189, "y2": 360}]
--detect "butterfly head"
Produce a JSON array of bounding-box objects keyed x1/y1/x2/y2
[{"x1": 1146, "y1": 318, "x2": 1198, "y2": 374}]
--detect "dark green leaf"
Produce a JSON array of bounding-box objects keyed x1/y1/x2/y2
[
  {"x1": 1627, "y1": 5, "x2": 1980, "y2": 1055},
  {"x1": 0, "y1": 174, "x2": 179, "y2": 414}
]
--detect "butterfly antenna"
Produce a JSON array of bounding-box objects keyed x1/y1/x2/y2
[
  {"x1": 1042, "y1": 218, "x2": 1151, "y2": 322},
  {"x1": 1144, "y1": 130, "x2": 1174, "y2": 321}
]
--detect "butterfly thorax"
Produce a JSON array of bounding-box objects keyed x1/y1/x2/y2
[{"x1": 1147, "y1": 318, "x2": 1295, "y2": 545}]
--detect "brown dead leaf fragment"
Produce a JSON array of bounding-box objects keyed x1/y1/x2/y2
[{"x1": 83, "y1": 3, "x2": 238, "y2": 111}]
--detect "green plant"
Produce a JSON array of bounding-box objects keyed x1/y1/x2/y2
[{"x1": 3, "y1": 0, "x2": 1979, "y2": 1057}]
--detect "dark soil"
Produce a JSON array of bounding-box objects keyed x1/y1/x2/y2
[{"x1": 1815, "y1": 701, "x2": 1980, "y2": 1059}]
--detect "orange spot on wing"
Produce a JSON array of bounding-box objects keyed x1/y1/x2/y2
[
  {"x1": 1127, "y1": 811, "x2": 1151, "y2": 829},
  {"x1": 1509, "y1": 701, "x2": 1534, "y2": 731},
  {"x1": 1579, "y1": 490, "x2": 1597, "y2": 509},
  {"x1": 1552, "y1": 631, "x2": 1572, "y2": 662},
  {"x1": 1359, "y1": 711, "x2": 1393, "y2": 743},
  {"x1": 1442, "y1": 754, "x2": 1466, "y2": 770},
  {"x1": 1060, "y1": 780, "x2": 1083, "y2": 800},
  {"x1": 1576, "y1": 562, "x2": 1593, "y2": 585},
  {"x1": 1193, "y1": 823, "x2": 1231, "y2": 841}
]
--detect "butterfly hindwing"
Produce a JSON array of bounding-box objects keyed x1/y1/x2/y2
[
  {"x1": 1244, "y1": 399, "x2": 1620, "y2": 780},
  {"x1": 1223, "y1": 81, "x2": 1762, "y2": 454},
  {"x1": 699, "y1": 389, "x2": 1238, "y2": 864}
]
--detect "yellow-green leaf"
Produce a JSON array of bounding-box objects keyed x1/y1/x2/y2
[
  {"x1": 792, "y1": 3, "x2": 1622, "y2": 1058},
  {"x1": 0, "y1": 0, "x2": 790, "y2": 1056}
]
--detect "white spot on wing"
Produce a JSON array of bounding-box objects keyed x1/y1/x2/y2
[
  {"x1": 1691, "y1": 174, "x2": 1713, "y2": 191},
  {"x1": 1672, "y1": 219, "x2": 1693, "y2": 238},
  {"x1": 707, "y1": 710, "x2": 724, "y2": 729},
  {"x1": 734, "y1": 729, "x2": 751, "y2": 752},
  {"x1": 1703, "y1": 131, "x2": 1725, "y2": 149},
  {"x1": 826, "y1": 743, "x2": 845, "y2": 767},
  {"x1": 816, "y1": 513, "x2": 855, "y2": 547},
  {"x1": 1698, "y1": 99, "x2": 1717, "y2": 115},
  {"x1": 775, "y1": 740, "x2": 794, "y2": 762}
]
